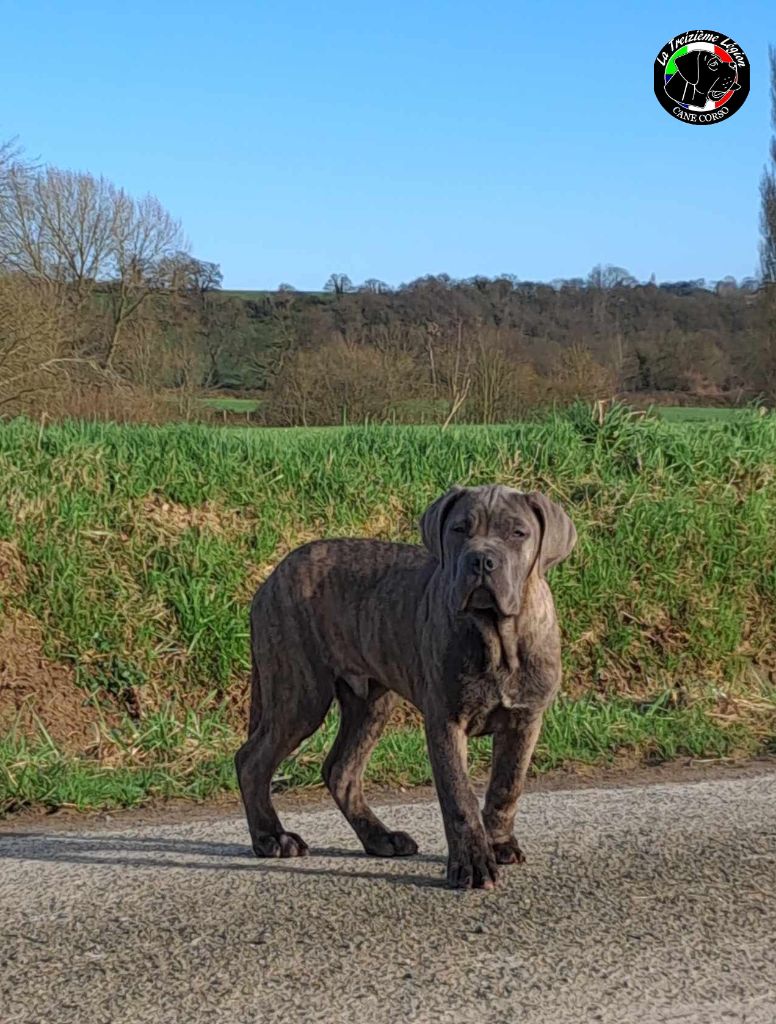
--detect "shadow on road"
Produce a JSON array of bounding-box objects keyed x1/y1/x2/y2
[{"x1": 0, "y1": 831, "x2": 448, "y2": 888}]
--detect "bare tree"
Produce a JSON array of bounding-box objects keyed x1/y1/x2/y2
[
  {"x1": 0, "y1": 274, "x2": 62, "y2": 410},
  {"x1": 0, "y1": 165, "x2": 115, "y2": 322},
  {"x1": 552, "y1": 343, "x2": 615, "y2": 403},
  {"x1": 0, "y1": 151, "x2": 111, "y2": 406},
  {"x1": 158, "y1": 253, "x2": 222, "y2": 295},
  {"x1": 0, "y1": 138, "x2": 30, "y2": 214},
  {"x1": 323, "y1": 272, "x2": 354, "y2": 296},
  {"x1": 761, "y1": 46, "x2": 776, "y2": 286},
  {"x1": 263, "y1": 338, "x2": 417, "y2": 426},
  {"x1": 437, "y1": 318, "x2": 474, "y2": 427},
  {"x1": 360, "y1": 278, "x2": 392, "y2": 294},
  {"x1": 105, "y1": 192, "x2": 186, "y2": 368},
  {"x1": 0, "y1": 155, "x2": 187, "y2": 374},
  {"x1": 758, "y1": 45, "x2": 776, "y2": 399},
  {"x1": 587, "y1": 264, "x2": 637, "y2": 290}
]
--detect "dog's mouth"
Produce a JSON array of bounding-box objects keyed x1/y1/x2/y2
[
  {"x1": 709, "y1": 82, "x2": 737, "y2": 100},
  {"x1": 464, "y1": 585, "x2": 503, "y2": 617}
]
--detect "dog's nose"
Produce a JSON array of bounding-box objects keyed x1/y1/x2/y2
[{"x1": 468, "y1": 551, "x2": 499, "y2": 576}]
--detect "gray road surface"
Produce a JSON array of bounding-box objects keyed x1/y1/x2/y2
[{"x1": 2, "y1": 770, "x2": 776, "y2": 1024}]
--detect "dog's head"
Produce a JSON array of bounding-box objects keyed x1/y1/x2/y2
[
  {"x1": 673, "y1": 50, "x2": 740, "y2": 102},
  {"x1": 420, "y1": 484, "x2": 576, "y2": 621}
]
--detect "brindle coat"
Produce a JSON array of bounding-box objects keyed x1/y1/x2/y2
[{"x1": 235, "y1": 485, "x2": 576, "y2": 889}]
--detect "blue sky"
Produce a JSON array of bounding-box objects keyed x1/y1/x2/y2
[{"x1": 2, "y1": 1, "x2": 773, "y2": 289}]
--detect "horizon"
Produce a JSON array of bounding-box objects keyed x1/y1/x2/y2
[
  {"x1": 2, "y1": 1, "x2": 773, "y2": 290},
  {"x1": 218, "y1": 269, "x2": 758, "y2": 293}
]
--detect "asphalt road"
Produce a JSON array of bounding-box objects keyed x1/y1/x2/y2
[{"x1": 2, "y1": 770, "x2": 776, "y2": 1024}]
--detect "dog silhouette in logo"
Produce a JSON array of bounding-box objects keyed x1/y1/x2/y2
[{"x1": 665, "y1": 51, "x2": 740, "y2": 107}]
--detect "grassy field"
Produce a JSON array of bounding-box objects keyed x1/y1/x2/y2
[
  {"x1": 655, "y1": 406, "x2": 760, "y2": 423},
  {"x1": 1, "y1": 404, "x2": 775, "y2": 814},
  {"x1": 196, "y1": 397, "x2": 756, "y2": 424},
  {"x1": 199, "y1": 396, "x2": 262, "y2": 413}
]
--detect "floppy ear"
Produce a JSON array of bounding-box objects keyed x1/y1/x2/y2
[
  {"x1": 675, "y1": 50, "x2": 701, "y2": 84},
  {"x1": 420, "y1": 486, "x2": 465, "y2": 565},
  {"x1": 526, "y1": 492, "x2": 577, "y2": 576}
]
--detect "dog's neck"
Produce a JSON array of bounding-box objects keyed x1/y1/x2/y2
[
  {"x1": 469, "y1": 613, "x2": 519, "y2": 674},
  {"x1": 469, "y1": 573, "x2": 552, "y2": 675}
]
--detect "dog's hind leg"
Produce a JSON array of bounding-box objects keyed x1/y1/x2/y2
[
  {"x1": 323, "y1": 680, "x2": 418, "y2": 857},
  {"x1": 235, "y1": 674, "x2": 331, "y2": 859}
]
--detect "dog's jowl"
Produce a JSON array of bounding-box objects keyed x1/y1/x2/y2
[{"x1": 235, "y1": 484, "x2": 576, "y2": 889}]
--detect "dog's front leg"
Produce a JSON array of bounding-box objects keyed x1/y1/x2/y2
[
  {"x1": 482, "y1": 709, "x2": 544, "y2": 865},
  {"x1": 424, "y1": 713, "x2": 498, "y2": 889}
]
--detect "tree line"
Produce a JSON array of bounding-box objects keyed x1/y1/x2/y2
[
  {"x1": 255, "y1": 269, "x2": 767, "y2": 425},
  {"x1": 2, "y1": 40, "x2": 776, "y2": 427}
]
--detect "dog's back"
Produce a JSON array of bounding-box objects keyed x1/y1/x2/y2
[
  {"x1": 248, "y1": 539, "x2": 432, "y2": 728},
  {"x1": 254, "y1": 538, "x2": 427, "y2": 616}
]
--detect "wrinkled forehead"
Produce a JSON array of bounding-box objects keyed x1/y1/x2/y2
[{"x1": 455, "y1": 486, "x2": 534, "y2": 526}]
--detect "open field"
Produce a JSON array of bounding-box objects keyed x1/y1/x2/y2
[
  {"x1": 198, "y1": 397, "x2": 262, "y2": 413},
  {"x1": 655, "y1": 406, "x2": 762, "y2": 423},
  {"x1": 1, "y1": 404, "x2": 775, "y2": 814},
  {"x1": 195, "y1": 396, "x2": 759, "y2": 424}
]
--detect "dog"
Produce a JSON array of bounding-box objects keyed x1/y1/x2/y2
[
  {"x1": 235, "y1": 484, "x2": 576, "y2": 889},
  {"x1": 664, "y1": 50, "x2": 740, "y2": 107}
]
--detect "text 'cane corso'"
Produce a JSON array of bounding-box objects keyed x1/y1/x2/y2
[{"x1": 236, "y1": 485, "x2": 576, "y2": 889}]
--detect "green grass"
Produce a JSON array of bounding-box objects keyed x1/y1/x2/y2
[
  {"x1": 655, "y1": 406, "x2": 757, "y2": 423},
  {"x1": 194, "y1": 398, "x2": 755, "y2": 424},
  {"x1": 2, "y1": 692, "x2": 763, "y2": 814},
  {"x1": 194, "y1": 399, "x2": 756, "y2": 423},
  {"x1": 199, "y1": 396, "x2": 262, "y2": 413},
  {"x1": 1, "y1": 402, "x2": 775, "y2": 814}
]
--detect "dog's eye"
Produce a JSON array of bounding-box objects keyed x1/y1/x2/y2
[
  {"x1": 513, "y1": 528, "x2": 527, "y2": 539},
  {"x1": 709, "y1": 60, "x2": 718, "y2": 69},
  {"x1": 451, "y1": 522, "x2": 468, "y2": 534}
]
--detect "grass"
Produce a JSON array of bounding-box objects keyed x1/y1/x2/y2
[
  {"x1": 198, "y1": 396, "x2": 262, "y2": 413},
  {"x1": 2, "y1": 692, "x2": 763, "y2": 814},
  {"x1": 1, "y1": 402, "x2": 775, "y2": 814},
  {"x1": 192, "y1": 397, "x2": 756, "y2": 425},
  {"x1": 655, "y1": 406, "x2": 759, "y2": 423},
  {"x1": 196, "y1": 400, "x2": 752, "y2": 424}
]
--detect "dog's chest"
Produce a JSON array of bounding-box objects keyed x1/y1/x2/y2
[
  {"x1": 454, "y1": 620, "x2": 558, "y2": 729},
  {"x1": 456, "y1": 667, "x2": 532, "y2": 735}
]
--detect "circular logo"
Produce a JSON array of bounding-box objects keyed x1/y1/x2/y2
[{"x1": 654, "y1": 30, "x2": 749, "y2": 125}]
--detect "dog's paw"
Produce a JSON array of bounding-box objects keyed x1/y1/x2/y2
[
  {"x1": 363, "y1": 829, "x2": 419, "y2": 858},
  {"x1": 447, "y1": 835, "x2": 499, "y2": 890},
  {"x1": 252, "y1": 831, "x2": 309, "y2": 859},
  {"x1": 491, "y1": 836, "x2": 526, "y2": 866}
]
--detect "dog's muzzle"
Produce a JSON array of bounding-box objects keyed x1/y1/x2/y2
[{"x1": 466, "y1": 585, "x2": 500, "y2": 612}]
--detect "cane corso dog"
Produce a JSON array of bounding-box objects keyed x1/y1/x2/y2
[
  {"x1": 236, "y1": 485, "x2": 576, "y2": 889},
  {"x1": 665, "y1": 50, "x2": 740, "y2": 107}
]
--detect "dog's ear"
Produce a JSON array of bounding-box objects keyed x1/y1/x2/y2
[
  {"x1": 675, "y1": 50, "x2": 701, "y2": 84},
  {"x1": 526, "y1": 492, "x2": 577, "y2": 576},
  {"x1": 420, "y1": 486, "x2": 465, "y2": 565}
]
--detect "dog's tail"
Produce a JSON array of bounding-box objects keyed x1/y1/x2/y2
[{"x1": 247, "y1": 627, "x2": 262, "y2": 738}]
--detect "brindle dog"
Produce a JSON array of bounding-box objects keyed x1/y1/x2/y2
[{"x1": 236, "y1": 485, "x2": 576, "y2": 889}]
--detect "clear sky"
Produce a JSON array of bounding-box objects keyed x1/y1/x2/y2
[{"x1": 1, "y1": 1, "x2": 774, "y2": 289}]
